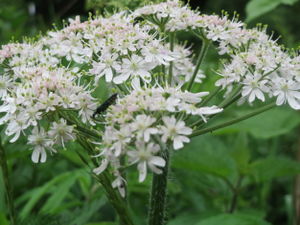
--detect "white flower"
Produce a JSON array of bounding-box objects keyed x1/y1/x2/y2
[
  {"x1": 48, "y1": 119, "x2": 75, "y2": 148},
  {"x1": 130, "y1": 114, "x2": 158, "y2": 142},
  {"x1": 89, "y1": 53, "x2": 121, "y2": 83},
  {"x1": 28, "y1": 127, "x2": 55, "y2": 163},
  {"x1": 197, "y1": 106, "x2": 223, "y2": 122},
  {"x1": 272, "y1": 78, "x2": 300, "y2": 109},
  {"x1": 93, "y1": 158, "x2": 110, "y2": 175},
  {"x1": 241, "y1": 73, "x2": 269, "y2": 103},
  {"x1": 112, "y1": 125, "x2": 132, "y2": 156},
  {"x1": 160, "y1": 116, "x2": 192, "y2": 150},
  {"x1": 113, "y1": 55, "x2": 153, "y2": 84},
  {"x1": 127, "y1": 141, "x2": 166, "y2": 182},
  {"x1": 0, "y1": 76, "x2": 12, "y2": 98}
]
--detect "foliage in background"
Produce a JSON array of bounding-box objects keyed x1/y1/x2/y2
[{"x1": 0, "y1": 0, "x2": 300, "y2": 225}]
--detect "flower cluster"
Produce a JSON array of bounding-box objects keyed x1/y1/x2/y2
[
  {"x1": 93, "y1": 86, "x2": 222, "y2": 195},
  {"x1": 0, "y1": 0, "x2": 299, "y2": 195},
  {"x1": 133, "y1": 0, "x2": 300, "y2": 109}
]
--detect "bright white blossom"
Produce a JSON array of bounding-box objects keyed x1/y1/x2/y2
[
  {"x1": 28, "y1": 127, "x2": 55, "y2": 163},
  {"x1": 0, "y1": 0, "x2": 299, "y2": 196}
]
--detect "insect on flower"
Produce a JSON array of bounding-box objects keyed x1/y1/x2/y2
[{"x1": 93, "y1": 93, "x2": 118, "y2": 118}]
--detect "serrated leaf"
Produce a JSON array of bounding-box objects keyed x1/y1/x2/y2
[
  {"x1": 250, "y1": 156, "x2": 300, "y2": 182},
  {"x1": 196, "y1": 213, "x2": 271, "y2": 225}
]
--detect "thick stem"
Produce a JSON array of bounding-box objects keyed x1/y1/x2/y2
[
  {"x1": 186, "y1": 40, "x2": 210, "y2": 91},
  {"x1": 190, "y1": 102, "x2": 276, "y2": 137},
  {"x1": 148, "y1": 150, "x2": 170, "y2": 225},
  {"x1": 0, "y1": 139, "x2": 16, "y2": 225},
  {"x1": 168, "y1": 32, "x2": 175, "y2": 85}
]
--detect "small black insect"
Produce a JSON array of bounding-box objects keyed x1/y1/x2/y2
[{"x1": 93, "y1": 93, "x2": 118, "y2": 118}]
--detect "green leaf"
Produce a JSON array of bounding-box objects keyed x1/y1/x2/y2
[
  {"x1": 0, "y1": 212, "x2": 9, "y2": 225},
  {"x1": 215, "y1": 107, "x2": 300, "y2": 139},
  {"x1": 85, "y1": 222, "x2": 116, "y2": 225},
  {"x1": 40, "y1": 173, "x2": 78, "y2": 213},
  {"x1": 196, "y1": 213, "x2": 271, "y2": 225},
  {"x1": 246, "y1": 0, "x2": 299, "y2": 22},
  {"x1": 18, "y1": 169, "x2": 84, "y2": 219},
  {"x1": 0, "y1": 169, "x2": 5, "y2": 212},
  {"x1": 250, "y1": 156, "x2": 300, "y2": 182},
  {"x1": 230, "y1": 133, "x2": 251, "y2": 174},
  {"x1": 167, "y1": 214, "x2": 204, "y2": 225},
  {"x1": 172, "y1": 135, "x2": 237, "y2": 178},
  {"x1": 71, "y1": 197, "x2": 106, "y2": 225}
]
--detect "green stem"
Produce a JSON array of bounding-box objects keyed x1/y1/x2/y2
[
  {"x1": 190, "y1": 102, "x2": 276, "y2": 137},
  {"x1": 58, "y1": 111, "x2": 102, "y2": 140},
  {"x1": 187, "y1": 40, "x2": 210, "y2": 91},
  {"x1": 77, "y1": 136, "x2": 134, "y2": 225},
  {"x1": 168, "y1": 32, "x2": 175, "y2": 85},
  {"x1": 191, "y1": 88, "x2": 241, "y2": 128},
  {"x1": 94, "y1": 172, "x2": 134, "y2": 225},
  {"x1": 219, "y1": 85, "x2": 242, "y2": 108},
  {"x1": 198, "y1": 86, "x2": 222, "y2": 107},
  {"x1": 0, "y1": 139, "x2": 16, "y2": 225},
  {"x1": 148, "y1": 150, "x2": 170, "y2": 225},
  {"x1": 228, "y1": 176, "x2": 243, "y2": 213}
]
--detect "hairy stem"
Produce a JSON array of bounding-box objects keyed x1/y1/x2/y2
[
  {"x1": 168, "y1": 32, "x2": 175, "y2": 85},
  {"x1": 148, "y1": 150, "x2": 170, "y2": 225},
  {"x1": 190, "y1": 102, "x2": 276, "y2": 137},
  {"x1": 0, "y1": 139, "x2": 16, "y2": 225},
  {"x1": 187, "y1": 40, "x2": 210, "y2": 91}
]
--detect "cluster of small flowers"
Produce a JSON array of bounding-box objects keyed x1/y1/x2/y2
[
  {"x1": 0, "y1": 9, "x2": 205, "y2": 161},
  {"x1": 0, "y1": 66, "x2": 95, "y2": 161},
  {"x1": 0, "y1": 0, "x2": 299, "y2": 194},
  {"x1": 217, "y1": 29, "x2": 300, "y2": 108},
  {"x1": 28, "y1": 119, "x2": 75, "y2": 163},
  {"x1": 133, "y1": 0, "x2": 300, "y2": 109},
  {"x1": 132, "y1": 0, "x2": 248, "y2": 53},
  {"x1": 44, "y1": 13, "x2": 205, "y2": 86},
  {"x1": 93, "y1": 85, "x2": 222, "y2": 195}
]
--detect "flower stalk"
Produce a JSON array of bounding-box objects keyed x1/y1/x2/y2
[
  {"x1": 148, "y1": 150, "x2": 170, "y2": 225},
  {"x1": 190, "y1": 102, "x2": 276, "y2": 137},
  {"x1": 72, "y1": 121, "x2": 135, "y2": 225},
  {"x1": 186, "y1": 39, "x2": 210, "y2": 91},
  {"x1": 0, "y1": 138, "x2": 16, "y2": 225}
]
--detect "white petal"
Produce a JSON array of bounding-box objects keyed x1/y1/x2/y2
[
  {"x1": 138, "y1": 162, "x2": 147, "y2": 182},
  {"x1": 149, "y1": 156, "x2": 166, "y2": 167}
]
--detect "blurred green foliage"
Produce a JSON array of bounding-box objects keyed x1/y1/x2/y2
[{"x1": 0, "y1": 0, "x2": 300, "y2": 225}]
